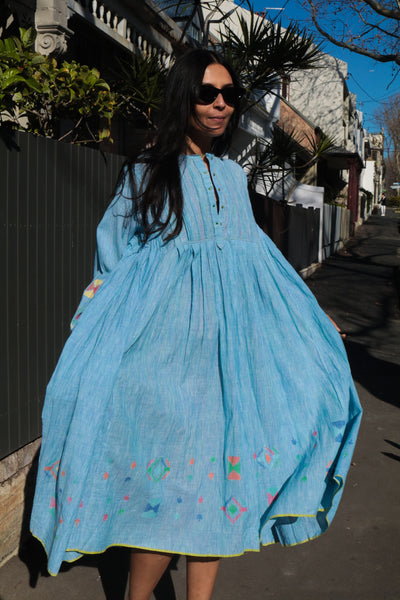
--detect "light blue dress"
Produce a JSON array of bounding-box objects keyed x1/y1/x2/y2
[{"x1": 30, "y1": 154, "x2": 362, "y2": 575}]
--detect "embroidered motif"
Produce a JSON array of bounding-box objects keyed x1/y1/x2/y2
[
  {"x1": 146, "y1": 458, "x2": 171, "y2": 481},
  {"x1": 221, "y1": 496, "x2": 247, "y2": 523},
  {"x1": 142, "y1": 498, "x2": 161, "y2": 518},
  {"x1": 326, "y1": 460, "x2": 333, "y2": 474},
  {"x1": 254, "y1": 447, "x2": 279, "y2": 468},
  {"x1": 227, "y1": 456, "x2": 241, "y2": 480},
  {"x1": 49, "y1": 496, "x2": 56, "y2": 515},
  {"x1": 44, "y1": 460, "x2": 60, "y2": 480},
  {"x1": 83, "y1": 279, "x2": 104, "y2": 299},
  {"x1": 267, "y1": 488, "x2": 279, "y2": 505}
]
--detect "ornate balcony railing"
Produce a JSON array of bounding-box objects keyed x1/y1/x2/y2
[{"x1": 66, "y1": 0, "x2": 185, "y2": 63}]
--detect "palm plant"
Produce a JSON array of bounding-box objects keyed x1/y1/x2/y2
[
  {"x1": 245, "y1": 125, "x2": 336, "y2": 201},
  {"x1": 111, "y1": 52, "x2": 167, "y2": 129},
  {"x1": 218, "y1": 11, "x2": 322, "y2": 105}
]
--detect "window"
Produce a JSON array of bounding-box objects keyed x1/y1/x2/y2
[{"x1": 281, "y1": 76, "x2": 290, "y2": 100}]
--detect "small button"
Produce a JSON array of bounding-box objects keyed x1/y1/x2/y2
[
  {"x1": 215, "y1": 222, "x2": 218, "y2": 225},
  {"x1": 208, "y1": 187, "x2": 212, "y2": 190},
  {"x1": 221, "y1": 205, "x2": 224, "y2": 208},
  {"x1": 212, "y1": 204, "x2": 215, "y2": 207}
]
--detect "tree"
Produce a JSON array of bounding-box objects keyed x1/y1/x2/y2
[
  {"x1": 301, "y1": 0, "x2": 400, "y2": 67},
  {"x1": 374, "y1": 92, "x2": 400, "y2": 190}
]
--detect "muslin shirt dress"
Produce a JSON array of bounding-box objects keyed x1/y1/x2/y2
[{"x1": 30, "y1": 154, "x2": 362, "y2": 575}]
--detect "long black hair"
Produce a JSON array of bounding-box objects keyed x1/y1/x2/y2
[{"x1": 124, "y1": 48, "x2": 243, "y2": 243}]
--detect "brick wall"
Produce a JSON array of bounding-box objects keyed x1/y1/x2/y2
[
  {"x1": 0, "y1": 439, "x2": 41, "y2": 566},
  {"x1": 278, "y1": 101, "x2": 316, "y2": 152}
]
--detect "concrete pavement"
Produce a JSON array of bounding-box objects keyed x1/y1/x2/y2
[{"x1": 1, "y1": 209, "x2": 399, "y2": 600}]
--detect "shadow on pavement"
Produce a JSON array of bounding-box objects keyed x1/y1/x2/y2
[
  {"x1": 344, "y1": 339, "x2": 400, "y2": 410},
  {"x1": 382, "y1": 439, "x2": 400, "y2": 463}
]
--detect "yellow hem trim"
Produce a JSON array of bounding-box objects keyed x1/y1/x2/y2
[{"x1": 31, "y1": 474, "x2": 345, "y2": 576}]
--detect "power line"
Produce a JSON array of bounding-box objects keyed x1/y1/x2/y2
[{"x1": 348, "y1": 72, "x2": 382, "y2": 103}]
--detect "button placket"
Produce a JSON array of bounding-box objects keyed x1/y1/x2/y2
[{"x1": 198, "y1": 155, "x2": 225, "y2": 239}]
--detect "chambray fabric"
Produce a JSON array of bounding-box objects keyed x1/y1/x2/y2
[{"x1": 30, "y1": 154, "x2": 362, "y2": 575}]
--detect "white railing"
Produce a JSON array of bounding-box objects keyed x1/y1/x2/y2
[{"x1": 68, "y1": 0, "x2": 172, "y2": 65}]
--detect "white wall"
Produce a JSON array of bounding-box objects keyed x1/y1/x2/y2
[
  {"x1": 361, "y1": 160, "x2": 376, "y2": 195},
  {"x1": 289, "y1": 53, "x2": 348, "y2": 144}
]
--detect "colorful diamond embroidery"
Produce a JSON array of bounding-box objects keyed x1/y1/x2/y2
[
  {"x1": 146, "y1": 458, "x2": 171, "y2": 482},
  {"x1": 254, "y1": 446, "x2": 279, "y2": 468},
  {"x1": 44, "y1": 460, "x2": 60, "y2": 480},
  {"x1": 221, "y1": 496, "x2": 247, "y2": 523},
  {"x1": 49, "y1": 496, "x2": 56, "y2": 514},
  {"x1": 267, "y1": 487, "x2": 279, "y2": 505},
  {"x1": 228, "y1": 456, "x2": 241, "y2": 480},
  {"x1": 83, "y1": 279, "x2": 103, "y2": 299},
  {"x1": 142, "y1": 498, "x2": 161, "y2": 518}
]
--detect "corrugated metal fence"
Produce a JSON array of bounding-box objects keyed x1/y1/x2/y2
[
  {"x1": 1, "y1": 134, "x2": 346, "y2": 460},
  {"x1": 0, "y1": 132, "x2": 125, "y2": 459},
  {"x1": 251, "y1": 192, "x2": 320, "y2": 271}
]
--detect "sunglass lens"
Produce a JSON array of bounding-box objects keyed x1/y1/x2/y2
[
  {"x1": 198, "y1": 86, "x2": 218, "y2": 104},
  {"x1": 197, "y1": 85, "x2": 241, "y2": 106},
  {"x1": 221, "y1": 88, "x2": 236, "y2": 106}
]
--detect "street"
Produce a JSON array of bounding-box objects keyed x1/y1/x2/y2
[{"x1": 1, "y1": 210, "x2": 399, "y2": 600}]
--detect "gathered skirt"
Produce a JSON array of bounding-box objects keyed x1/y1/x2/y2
[{"x1": 30, "y1": 227, "x2": 361, "y2": 575}]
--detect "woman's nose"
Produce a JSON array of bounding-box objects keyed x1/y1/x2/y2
[{"x1": 214, "y1": 92, "x2": 226, "y2": 108}]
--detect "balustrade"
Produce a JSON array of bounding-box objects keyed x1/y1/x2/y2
[{"x1": 71, "y1": 0, "x2": 171, "y2": 65}]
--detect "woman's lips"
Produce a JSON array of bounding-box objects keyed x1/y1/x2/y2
[{"x1": 209, "y1": 116, "x2": 226, "y2": 124}]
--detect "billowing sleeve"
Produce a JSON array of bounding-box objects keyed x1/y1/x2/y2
[{"x1": 70, "y1": 168, "x2": 138, "y2": 330}]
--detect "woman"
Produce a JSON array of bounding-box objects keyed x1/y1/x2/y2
[{"x1": 30, "y1": 49, "x2": 362, "y2": 600}]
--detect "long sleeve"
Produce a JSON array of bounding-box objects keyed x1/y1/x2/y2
[{"x1": 70, "y1": 170, "x2": 137, "y2": 330}]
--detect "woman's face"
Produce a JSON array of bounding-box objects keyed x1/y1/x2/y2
[{"x1": 189, "y1": 63, "x2": 235, "y2": 144}]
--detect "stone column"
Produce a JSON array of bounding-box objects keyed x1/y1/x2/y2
[{"x1": 34, "y1": 0, "x2": 73, "y2": 55}]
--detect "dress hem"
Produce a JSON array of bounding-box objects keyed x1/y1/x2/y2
[{"x1": 30, "y1": 472, "x2": 341, "y2": 578}]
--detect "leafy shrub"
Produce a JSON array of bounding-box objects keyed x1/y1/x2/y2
[{"x1": 0, "y1": 27, "x2": 115, "y2": 143}]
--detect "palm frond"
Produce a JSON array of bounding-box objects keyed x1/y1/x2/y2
[{"x1": 218, "y1": 11, "x2": 322, "y2": 94}]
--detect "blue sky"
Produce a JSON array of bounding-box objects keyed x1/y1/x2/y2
[{"x1": 249, "y1": 0, "x2": 400, "y2": 133}]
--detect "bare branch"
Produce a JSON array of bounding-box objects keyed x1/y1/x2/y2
[
  {"x1": 356, "y1": 11, "x2": 400, "y2": 41},
  {"x1": 306, "y1": 0, "x2": 400, "y2": 65},
  {"x1": 361, "y1": 0, "x2": 400, "y2": 19}
]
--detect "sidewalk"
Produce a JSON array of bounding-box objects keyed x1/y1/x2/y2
[{"x1": 1, "y1": 210, "x2": 399, "y2": 600}]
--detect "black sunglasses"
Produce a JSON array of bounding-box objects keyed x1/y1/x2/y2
[{"x1": 196, "y1": 84, "x2": 244, "y2": 106}]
